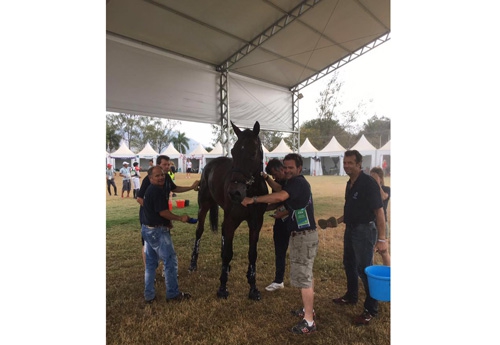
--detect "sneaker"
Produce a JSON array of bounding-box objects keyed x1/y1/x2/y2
[
  {"x1": 167, "y1": 292, "x2": 191, "y2": 302},
  {"x1": 353, "y1": 310, "x2": 374, "y2": 325},
  {"x1": 291, "y1": 318, "x2": 316, "y2": 334},
  {"x1": 332, "y1": 295, "x2": 357, "y2": 305},
  {"x1": 265, "y1": 282, "x2": 284, "y2": 291},
  {"x1": 291, "y1": 308, "x2": 316, "y2": 319},
  {"x1": 318, "y1": 217, "x2": 338, "y2": 229},
  {"x1": 145, "y1": 296, "x2": 156, "y2": 304}
]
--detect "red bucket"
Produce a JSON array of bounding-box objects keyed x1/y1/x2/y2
[{"x1": 176, "y1": 200, "x2": 185, "y2": 208}]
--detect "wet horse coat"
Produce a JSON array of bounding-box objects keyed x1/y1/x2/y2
[{"x1": 189, "y1": 121, "x2": 268, "y2": 300}]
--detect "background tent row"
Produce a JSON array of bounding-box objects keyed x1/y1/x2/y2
[{"x1": 107, "y1": 136, "x2": 391, "y2": 176}]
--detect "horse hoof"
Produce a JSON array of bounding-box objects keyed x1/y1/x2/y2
[
  {"x1": 188, "y1": 265, "x2": 197, "y2": 272},
  {"x1": 248, "y1": 289, "x2": 261, "y2": 301},
  {"x1": 217, "y1": 288, "x2": 229, "y2": 299}
]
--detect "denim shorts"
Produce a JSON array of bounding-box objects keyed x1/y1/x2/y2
[{"x1": 289, "y1": 229, "x2": 318, "y2": 288}]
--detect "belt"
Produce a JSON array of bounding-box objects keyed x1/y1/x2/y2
[
  {"x1": 346, "y1": 221, "x2": 375, "y2": 227},
  {"x1": 291, "y1": 228, "x2": 316, "y2": 237},
  {"x1": 145, "y1": 225, "x2": 170, "y2": 229}
]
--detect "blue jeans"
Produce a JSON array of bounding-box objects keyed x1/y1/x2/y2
[
  {"x1": 141, "y1": 225, "x2": 179, "y2": 300},
  {"x1": 343, "y1": 222, "x2": 378, "y2": 316}
]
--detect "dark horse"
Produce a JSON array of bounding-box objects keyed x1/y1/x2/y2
[{"x1": 189, "y1": 121, "x2": 268, "y2": 300}]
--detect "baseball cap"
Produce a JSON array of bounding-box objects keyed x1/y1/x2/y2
[
  {"x1": 107, "y1": 164, "x2": 112, "y2": 167},
  {"x1": 123, "y1": 162, "x2": 129, "y2": 165}
]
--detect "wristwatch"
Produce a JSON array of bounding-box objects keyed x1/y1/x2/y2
[{"x1": 253, "y1": 196, "x2": 258, "y2": 203}]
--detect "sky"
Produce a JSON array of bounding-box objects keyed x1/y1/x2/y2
[{"x1": 178, "y1": 40, "x2": 391, "y2": 148}]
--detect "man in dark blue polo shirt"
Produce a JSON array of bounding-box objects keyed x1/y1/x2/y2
[
  {"x1": 241, "y1": 153, "x2": 318, "y2": 335},
  {"x1": 141, "y1": 166, "x2": 193, "y2": 303},
  {"x1": 333, "y1": 150, "x2": 388, "y2": 326}
]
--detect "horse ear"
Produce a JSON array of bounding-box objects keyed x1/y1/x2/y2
[
  {"x1": 253, "y1": 121, "x2": 260, "y2": 135},
  {"x1": 231, "y1": 121, "x2": 241, "y2": 138}
]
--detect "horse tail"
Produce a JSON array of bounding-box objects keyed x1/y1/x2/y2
[{"x1": 209, "y1": 203, "x2": 219, "y2": 232}]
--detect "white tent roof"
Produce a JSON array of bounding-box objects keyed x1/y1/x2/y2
[
  {"x1": 206, "y1": 142, "x2": 223, "y2": 156},
  {"x1": 351, "y1": 134, "x2": 377, "y2": 152},
  {"x1": 317, "y1": 136, "x2": 346, "y2": 156},
  {"x1": 379, "y1": 140, "x2": 390, "y2": 152},
  {"x1": 266, "y1": 139, "x2": 292, "y2": 158},
  {"x1": 188, "y1": 143, "x2": 209, "y2": 157},
  {"x1": 160, "y1": 143, "x2": 181, "y2": 158},
  {"x1": 137, "y1": 142, "x2": 159, "y2": 158},
  {"x1": 109, "y1": 143, "x2": 136, "y2": 158},
  {"x1": 298, "y1": 138, "x2": 319, "y2": 157},
  {"x1": 106, "y1": 1, "x2": 390, "y2": 131}
]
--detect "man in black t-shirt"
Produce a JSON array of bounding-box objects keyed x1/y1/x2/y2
[
  {"x1": 141, "y1": 166, "x2": 193, "y2": 303},
  {"x1": 332, "y1": 150, "x2": 387, "y2": 326},
  {"x1": 241, "y1": 153, "x2": 318, "y2": 335}
]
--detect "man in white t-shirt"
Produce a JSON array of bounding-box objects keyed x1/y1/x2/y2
[{"x1": 119, "y1": 162, "x2": 132, "y2": 198}]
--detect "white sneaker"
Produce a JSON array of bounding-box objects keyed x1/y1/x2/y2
[{"x1": 265, "y1": 282, "x2": 284, "y2": 291}]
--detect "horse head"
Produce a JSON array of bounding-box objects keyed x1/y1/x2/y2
[{"x1": 228, "y1": 121, "x2": 263, "y2": 203}]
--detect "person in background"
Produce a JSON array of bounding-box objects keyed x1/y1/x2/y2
[
  {"x1": 141, "y1": 166, "x2": 193, "y2": 303},
  {"x1": 332, "y1": 150, "x2": 387, "y2": 326},
  {"x1": 148, "y1": 159, "x2": 154, "y2": 169},
  {"x1": 131, "y1": 162, "x2": 141, "y2": 199},
  {"x1": 370, "y1": 166, "x2": 391, "y2": 266},
  {"x1": 186, "y1": 158, "x2": 193, "y2": 178},
  {"x1": 168, "y1": 162, "x2": 177, "y2": 198},
  {"x1": 106, "y1": 163, "x2": 118, "y2": 196},
  {"x1": 261, "y1": 159, "x2": 290, "y2": 292},
  {"x1": 119, "y1": 162, "x2": 132, "y2": 198},
  {"x1": 242, "y1": 153, "x2": 318, "y2": 335}
]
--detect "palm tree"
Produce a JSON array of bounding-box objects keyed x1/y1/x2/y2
[{"x1": 171, "y1": 132, "x2": 190, "y2": 154}]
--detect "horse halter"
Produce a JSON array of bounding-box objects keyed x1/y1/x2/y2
[{"x1": 230, "y1": 167, "x2": 256, "y2": 186}]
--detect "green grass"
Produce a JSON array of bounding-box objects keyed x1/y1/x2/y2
[{"x1": 107, "y1": 174, "x2": 390, "y2": 345}]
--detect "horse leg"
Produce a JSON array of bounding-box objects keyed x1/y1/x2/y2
[
  {"x1": 189, "y1": 201, "x2": 210, "y2": 272},
  {"x1": 247, "y1": 224, "x2": 262, "y2": 301},
  {"x1": 217, "y1": 219, "x2": 239, "y2": 299}
]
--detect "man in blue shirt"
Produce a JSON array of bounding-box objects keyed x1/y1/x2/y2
[
  {"x1": 119, "y1": 162, "x2": 131, "y2": 198},
  {"x1": 241, "y1": 153, "x2": 318, "y2": 335},
  {"x1": 141, "y1": 166, "x2": 194, "y2": 303}
]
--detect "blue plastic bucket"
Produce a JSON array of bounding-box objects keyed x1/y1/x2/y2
[{"x1": 365, "y1": 265, "x2": 390, "y2": 302}]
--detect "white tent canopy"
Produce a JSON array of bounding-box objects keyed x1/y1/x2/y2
[
  {"x1": 136, "y1": 142, "x2": 159, "y2": 170},
  {"x1": 187, "y1": 143, "x2": 209, "y2": 172},
  {"x1": 298, "y1": 138, "x2": 322, "y2": 176},
  {"x1": 109, "y1": 142, "x2": 138, "y2": 168},
  {"x1": 205, "y1": 141, "x2": 224, "y2": 165},
  {"x1": 351, "y1": 135, "x2": 377, "y2": 172},
  {"x1": 107, "y1": 0, "x2": 390, "y2": 136},
  {"x1": 317, "y1": 136, "x2": 347, "y2": 175},
  {"x1": 266, "y1": 139, "x2": 292, "y2": 158},
  {"x1": 160, "y1": 143, "x2": 182, "y2": 171}
]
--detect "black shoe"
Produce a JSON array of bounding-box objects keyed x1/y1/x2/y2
[
  {"x1": 167, "y1": 292, "x2": 191, "y2": 302},
  {"x1": 291, "y1": 318, "x2": 317, "y2": 334},
  {"x1": 145, "y1": 296, "x2": 156, "y2": 304},
  {"x1": 332, "y1": 295, "x2": 357, "y2": 305},
  {"x1": 353, "y1": 310, "x2": 375, "y2": 325}
]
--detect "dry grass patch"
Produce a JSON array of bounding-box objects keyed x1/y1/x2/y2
[{"x1": 107, "y1": 173, "x2": 390, "y2": 345}]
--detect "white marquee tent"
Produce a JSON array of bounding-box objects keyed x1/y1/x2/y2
[
  {"x1": 351, "y1": 135, "x2": 377, "y2": 171},
  {"x1": 266, "y1": 139, "x2": 292, "y2": 159},
  {"x1": 107, "y1": 1, "x2": 390, "y2": 150},
  {"x1": 317, "y1": 136, "x2": 346, "y2": 175},
  {"x1": 298, "y1": 138, "x2": 322, "y2": 176},
  {"x1": 205, "y1": 141, "x2": 224, "y2": 165},
  {"x1": 137, "y1": 142, "x2": 159, "y2": 170},
  {"x1": 187, "y1": 143, "x2": 209, "y2": 172},
  {"x1": 160, "y1": 143, "x2": 182, "y2": 171},
  {"x1": 109, "y1": 143, "x2": 137, "y2": 168}
]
